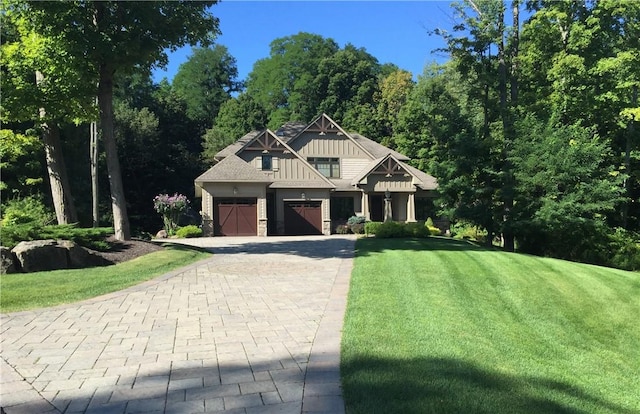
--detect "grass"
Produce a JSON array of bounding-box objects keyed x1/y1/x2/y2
[
  {"x1": 342, "y1": 237, "x2": 640, "y2": 414},
  {"x1": 0, "y1": 245, "x2": 210, "y2": 313}
]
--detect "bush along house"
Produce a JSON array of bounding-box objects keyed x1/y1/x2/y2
[{"x1": 195, "y1": 113, "x2": 439, "y2": 236}]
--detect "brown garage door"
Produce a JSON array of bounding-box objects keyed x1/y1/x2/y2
[
  {"x1": 284, "y1": 201, "x2": 322, "y2": 235},
  {"x1": 215, "y1": 198, "x2": 257, "y2": 236}
]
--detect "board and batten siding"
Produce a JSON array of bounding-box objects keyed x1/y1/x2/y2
[
  {"x1": 291, "y1": 132, "x2": 369, "y2": 158},
  {"x1": 341, "y1": 158, "x2": 371, "y2": 180},
  {"x1": 240, "y1": 151, "x2": 328, "y2": 182},
  {"x1": 369, "y1": 176, "x2": 415, "y2": 192}
]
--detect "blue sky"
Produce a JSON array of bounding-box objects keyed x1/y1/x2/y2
[{"x1": 152, "y1": 1, "x2": 458, "y2": 84}]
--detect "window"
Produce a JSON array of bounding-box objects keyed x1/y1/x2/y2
[
  {"x1": 261, "y1": 155, "x2": 272, "y2": 171},
  {"x1": 309, "y1": 157, "x2": 340, "y2": 178}
]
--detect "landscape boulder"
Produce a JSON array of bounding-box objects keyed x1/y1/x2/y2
[
  {"x1": 11, "y1": 240, "x2": 68, "y2": 273},
  {"x1": 56, "y1": 240, "x2": 110, "y2": 268},
  {"x1": 9, "y1": 240, "x2": 112, "y2": 273},
  {"x1": 1, "y1": 246, "x2": 17, "y2": 274}
]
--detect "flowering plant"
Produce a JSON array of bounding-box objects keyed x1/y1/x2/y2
[{"x1": 153, "y1": 193, "x2": 189, "y2": 236}]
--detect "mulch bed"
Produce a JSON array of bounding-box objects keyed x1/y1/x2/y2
[{"x1": 90, "y1": 236, "x2": 164, "y2": 264}]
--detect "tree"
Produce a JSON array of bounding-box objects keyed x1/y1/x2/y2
[
  {"x1": 375, "y1": 69, "x2": 414, "y2": 146},
  {"x1": 511, "y1": 116, "x2": 625, "y2": 263},
  {"x1": 202, "y1": 94, "x2": 268, "y2": 162},
  {"x1": 521, "y1": 0, "x2": 640, "y2": 229},
  {"x1": 2, "y1": 4, "x2": 96, "y2": 224},
  {"x1": 433, "y1": 0, "x2": 524, "y2": 250},
  {"x1": 14, "y1": 1, "x2": 220, "y2": 240},
  {"x1": 315, "y1": 44, "x2": 383, "y2": 129},
  {"x1": 172, "y1": 45, "x2": 243, "y2": 129},
  {"x1": 246, "y1": 32, "x2": 339, "y2": 127},
  {"x1": 395, "y1": 64, "x2": 498, "y2": 242}
]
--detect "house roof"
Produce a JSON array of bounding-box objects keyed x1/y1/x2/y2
[
  {"x1": 403, "y1": 163, "x2": 438, "y2": 190},
  {"x1": 215, "y1": 130, "x2": 262, "y2": 160},
  {"x1": 269, "y1": 180, "x2": 335, "y2": 189},
  {"x1": 274, "y1": 122, "x2": 307, "y2": 142},
  {"x1": 195, "y1": 154, "x2": 272, "y2": 184},
  {"x1": 350, "y1": 154, "x2": 438, "y2": 190},
  {"x1": 349, "y1": 133, "x2": 410, "y2": 161}
]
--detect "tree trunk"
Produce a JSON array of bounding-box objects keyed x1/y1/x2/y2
[
  {"x1": 498, "y1": 4, "x2": 515, "y2": 252},
  {"x1": 622, "y1": 85, "x2": 637, "y2": 229},
  {"x1": 37, "y1": 71, "x2": 78, "y2": 225},
  {"x1": 90, "y1": 117, "x2": 99, "y2": 228},
  {"x1": 510, "y1": 0, "x2": 519, "y2": 106},
  {"x1": 98, "y1": 63, "x2": 130, "y2": 240}
]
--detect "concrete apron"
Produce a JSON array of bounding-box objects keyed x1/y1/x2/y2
[{"x1": 1, "y1": 235, "x2": 356, "y2": 414}]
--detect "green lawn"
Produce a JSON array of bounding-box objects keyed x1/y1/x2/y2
[
  {"x1": 0, "y1": 245, "x2": 211, "y2": 312},
  {"x1": 342, "y1": 237, "x2": 640, "y2": 414}
]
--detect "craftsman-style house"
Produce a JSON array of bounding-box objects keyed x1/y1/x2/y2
[{"x1": 195, "y1": 114, "x2": 438, "y2": 236}]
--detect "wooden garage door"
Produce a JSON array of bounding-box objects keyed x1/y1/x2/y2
[
  {"x1": 284, "y1": 201, "x2": 322, "y2": 235},
  {"x1": 215, "y1": 198, "x2": 257, "y2": 236}
]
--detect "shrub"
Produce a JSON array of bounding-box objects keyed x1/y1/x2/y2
[
  {"x1": 608, "y1": 228, "x2": 640, "y2": 271},
  {"x1": 1, "y1": 195, "x2": 54, "y2": 227},
  {"x1": 451, "y1": 220, "x2": 487, "y2": 243},
  {"x1": 175, "y1": 225, "x2": 203, "y2": 238},
  {"x1": 365, "y1": 221, "x2": 382, "y2": 236},
  {"x1": 375, "y1": 221, "x2": 406, "y2": 238},
  {"x1": 406, "y1": 222, "x2": 430, "y2": 238},
  {"x1": 347, "y1": 215, "x2": 366, "y2": 226},
  {"x1": 153, "y1": 193, "x2": 190, "y2": 236},
  {"x1": 0, "y1": 223, "x2": 113, "y2": 250}
]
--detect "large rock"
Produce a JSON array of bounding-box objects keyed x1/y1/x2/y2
[
  {"x1": 12, "y1": 240, "x2": 68, "y2": 273},
  {"x1": 1, "y1": 246, "x2": 17, "y2": 274},
  {"x1": 57, "y1": 240, "x2": 110, "y2": 268}
]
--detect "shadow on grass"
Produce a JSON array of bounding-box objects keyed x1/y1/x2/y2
[
  {"x1": 355, "y1": 236, "x2": 487, "y2": 257},
  {"x1": 342, "y1": 356, "x2": 635, "y2": 414}
]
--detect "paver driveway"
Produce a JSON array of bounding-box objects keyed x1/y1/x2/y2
[{"x1": 1, "y1": 235, "x2": 356, "y2": 414}]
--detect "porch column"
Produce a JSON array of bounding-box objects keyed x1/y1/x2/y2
[
  {"x1": 406, "y1": 192, "x2": 416, "y2": 222},
  {"x1": 362, "y1": 191, "x2": 370, "y2": 221}
]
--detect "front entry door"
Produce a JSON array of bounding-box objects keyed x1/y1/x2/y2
[{"x1": 369, "y1": 194, "x2": 384, "y2": 222}]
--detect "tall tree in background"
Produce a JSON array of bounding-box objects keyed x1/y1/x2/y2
[
  {"x1": 202, "y1": 94, "x2": 268, "y2": 162},
  {"x1": 521, "y1": 0, "x2": 640, "y2": 229},
  {"x1": 172, "y1": 45, "x2": 243, "y2": 130},
  {"x1": 315, "y1": 44, "x2": 384, "y2": 131},
  {"x1": 16, "y1": 1, "x2": 220, "y2": 240},
  {"x1": 246, "y1": 32, "x2": 339, "y2": 128},
  {"x1": 435, "y1": 0, "x2": 522, "y2": 249}
]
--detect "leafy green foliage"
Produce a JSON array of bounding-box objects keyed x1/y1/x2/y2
[
  {"x1": 511, "y1": 117, "x2": 625, "y2": 265},
  {"x1": 172, "y1": 45, "x2": 242, "y2": 126},
  {"x1": 0, "y1": 129, "x2": 45, "y2": 195},
  {"x1": 246, "y1": 32, "x2": 339, "y2": 127},
  {"x1": 1, "y1": 195, "x2": 54, "y2": 227},
  {"x1": 0, "y1": 223, "x2": 113, "y2": 250},
  {"x1": 175, "y1": 225, "x2": 203, "y2": 238},
  {"x1": 364, "y1": 221, "x2": 382, "y2": 236}
]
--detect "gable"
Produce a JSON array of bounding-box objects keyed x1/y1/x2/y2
[
  {"x1": 351, "y1": 154, "x2": 438, "y2": 190},
  {"x1": 242, "y1": 130, "x2": 287, "y2": 153}
]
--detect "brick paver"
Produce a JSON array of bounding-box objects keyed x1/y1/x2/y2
[{"x1": 1, "y1": 235, "x2": 355, "y2": 414}]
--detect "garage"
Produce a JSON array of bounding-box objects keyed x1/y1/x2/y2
[
  {"x1": 215, "y1": 198, "x2": 257, "y2": 236},
  {"x1": 284, "y1": 201, "x2": 322, "y2": 235}
]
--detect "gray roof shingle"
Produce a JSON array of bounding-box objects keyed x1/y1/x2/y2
[{"x1": 195, "y1": 154, "x2": 272, "y2": 183}]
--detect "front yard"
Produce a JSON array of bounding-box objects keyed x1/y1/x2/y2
[{"x1": 342, "y1": 237, "x2": 640, "y2": 413}]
